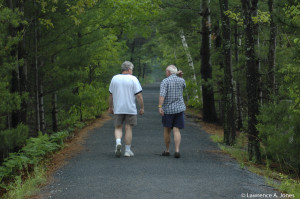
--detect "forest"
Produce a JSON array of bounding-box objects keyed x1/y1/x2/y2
[{"x1": 0, "y1": 0, "x2": 300, "y2": 197}]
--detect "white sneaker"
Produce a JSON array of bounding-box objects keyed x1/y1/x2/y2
[
  {"x1": 115, "y1": 144, "x2": 122, "y2": 157},
  {"x1": 124, "y1": 150, "x2": 134, "y2": 157}
]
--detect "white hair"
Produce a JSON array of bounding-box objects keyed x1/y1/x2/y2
[
  {"x1": 166, "y1": 65, "x2": 178, "y2": 74},
  {"x1": 121, "y1": 61, "x2": 134, "y2": 71}
]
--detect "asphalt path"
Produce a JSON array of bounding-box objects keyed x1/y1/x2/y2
[{"x1": 39, "y1": 82, "x2": 279, "y2": 199}]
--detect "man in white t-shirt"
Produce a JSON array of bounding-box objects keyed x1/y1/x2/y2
[{"x1": 109, "y1": 61, "x2": 144, "y2": 157}]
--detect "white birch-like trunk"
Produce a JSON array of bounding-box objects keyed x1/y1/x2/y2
[
  {"x1": 180, "y1": 29, "x2": 197, "y2": 82},
  {"x1": 179, "y1": 29, "x2": 200, "y2": 100}
]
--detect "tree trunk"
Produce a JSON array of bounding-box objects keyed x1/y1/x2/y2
[
  {"x1": 234, "y1": 21, "x2": 243, "y2": 130},
  {"x1": 236, "y1": 82, "x2": 243, "y2": 130},
  {"x1": 39, "y1": 84, "x2": 45, "y2": 133},
  {"x1": 180, "y1": 29, "x2": 197, "y2": 83},
  {"x1": 130, "y1": 40, "x2": 135, "y2": 63},
  {"x1": 219, "y1": 0, "x2": 236, "y2": 145},
  {"x1": 241, "y1": 0, "x2": 261, "y2": 163},
  {"x1": 7, "y1": 0, "x2": 19, "y2": 128},
  {"x1": 200, "y1": 0, "x2": 218, "y2": 123},
  {"x1": 52, "y1": 92, "x2": 58, "y2": 132},
  {"x1": 138, "y1": 58, "x2": 141, "y2": 80},
  {"x1": 34, "y1": 1, "x2": 40, "y2": 133},
  {"x1": 267, "y1": 0, "x2": 276, "y2": 100},
  {"x1": 180, "y1": 29, "x2": 200, "y2": 99},
  {"x1": 234, "y1": 22, "x2": 239, "y2": 64}
]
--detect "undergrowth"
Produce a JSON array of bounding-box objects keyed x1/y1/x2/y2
[
  {"x1": 0, "y1": 130, "x2": 69, "y2": 198},
  {"x1": 210, "y1": 132, "x2": 300, "y2": 199},
  {"x1": 2, "y1": 166, "x2": 46, "y2": 199}
]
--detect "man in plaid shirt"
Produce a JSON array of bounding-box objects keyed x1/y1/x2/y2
[{"x1": 158, "y1": 65, "x2": 186, "y2": 158}]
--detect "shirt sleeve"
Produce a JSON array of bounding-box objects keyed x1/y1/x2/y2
[
  {"x1": 160, "y1": 80, "x2": 167, "y2": 97},
  {"x1": 109, "y1": 77, "x2": 114, "y2": 94},
  {"x1": 133, "y1": 77, "x2": 143, "y2": 95}
]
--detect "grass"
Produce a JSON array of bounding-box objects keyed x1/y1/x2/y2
[{"x1": 2, "y1": 166, "x2": 47, "y2": 199}]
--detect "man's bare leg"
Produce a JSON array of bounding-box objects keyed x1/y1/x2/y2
[
  {"x1": 114, "y1": 125, "x2": 123, "y2": 157},
  {"x1": 124, "y1": 124, "x2": 134, "y2": 156},
  {"x1": 124, "y1": 124, "x2": 132, "y2": 145},
  {"x1": 164, "y1": 127, "x2": 171, "y2": 152},
  {"x1": 173, "y1": 127, "x2": 181, "y2": 153},
  {"x1": 115, "y1": 125, "x2": 123, "y2": 140}
]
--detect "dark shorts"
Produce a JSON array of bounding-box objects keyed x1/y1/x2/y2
[
  {"x1": 114, "y1": 114, "x2": 137, "y2": 126},
  {"x1": 162, "y1": 112, "x2": 184, "y2": 129}
]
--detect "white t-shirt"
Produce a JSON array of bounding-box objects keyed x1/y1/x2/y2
[{"x1": 109, "y1": 74, "x2": 142, "y2": 114}]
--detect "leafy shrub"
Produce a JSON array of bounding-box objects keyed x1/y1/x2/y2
[
  {"x1": 50, "y1": 131, "x2": 69, "y2": 145},
  {"x1": 21, "y1": 133, "x2": 60, "y2": 164},
  {"x1": 0, "y1": 131, "x2": 69, "y2": 192},
  {"x1": 77, "y1": 83, "x2": 109, "y2": 119},
  {"x1": 279, "y1": 174, "x2": 300, "y2": 199},
  {"x1": 185, "y1": 80, "x2": 202, "y2": 109},
  {"x1": 60, "y1": 83, "x2": 108, "y2": 128},
  {"x1": 257, "y1": 101, "x2": 300, "y2": 173},
  {"x1": 0, "y1": 124, "x2": 29, "y2": 157}
]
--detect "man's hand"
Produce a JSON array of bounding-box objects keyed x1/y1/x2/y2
[
  {"x1": 139, "y1": 108, "x2": 144, "y2": 115},
  {"x1": 159, "y1": 107, "x2": 164, "y2": 116},
  {"x1": 177, "y1": 70, "x2": 183, "y2": 78}
]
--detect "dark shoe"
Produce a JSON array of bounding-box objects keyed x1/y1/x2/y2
[
  {"x1": 115, "y1": 144, "x2": 122, "y2": 157},
  {"x1": 161, "y1": 151, "x2": 170, "y2": 156},
  {"x1": 174, "y1": 152, "x2": 180, "y2": 158}
]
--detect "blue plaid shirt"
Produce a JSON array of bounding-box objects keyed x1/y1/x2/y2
[{"x1": 160, "y1": 74, "x2": 186, "y2": 114}]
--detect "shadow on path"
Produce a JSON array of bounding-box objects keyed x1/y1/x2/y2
[{"x1": 38, "y1": 83, "x2": 278, "y2": 199}]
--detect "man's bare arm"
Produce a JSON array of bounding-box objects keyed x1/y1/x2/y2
[
  {"x1": 136, "y1": 93, "x2": 144, "y2": 115},
  {"x1": 158, "y1": 96, "x2": 165, "y2": 116},
  {"x1": 109, "y1": 94, "x2": 114, "y2": 114}
]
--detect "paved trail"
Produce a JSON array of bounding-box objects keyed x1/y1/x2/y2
[{"x1": 39, "y1": 83, "x2": 278, "y2": 199}]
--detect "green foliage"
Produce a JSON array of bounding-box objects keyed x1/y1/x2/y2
[
  {"x1": 2, "y1": 166, "x2": 46, "y2": 199},
  {"x1": 49, "y1": 131, "x2": 69, "y2": 145},
  {"x1": 77, "y1": 83, "x2": 109, "y2": 119},
  {"x1": 257, "y1": 101, "x2": 300, "y2": 173},
  {"x1": 0, "y1": 125, "x2": 29, "y2": 155},
  {"x1": 224, "y1": 10, "x2": 243, "y2": 25},
  {"x1": 280, "y1": 63, "x2": 300, "y2": 114},
  {"x1": 185, "y1": 80, "x2": 202, "y2": 109},
  {"x1": 252, "y1": 10, "x2": 270, "y2": 24},
  {"x1": 21, "y1": 133, "x2": 60, "y2": 164},
  {"x1": 0, "y1": 153, "x2": 31, "y2": 185},
  {"x1": 0, "y1": 130, "x2": 69, "y2": 192},
  {"x1": 279, "y1": 173, "x2": 300, "y2": 199},
  {"x1": 60, "y1": 83, "x2": 109, "y2": 128},
  {"x1": 224, "y1": 9, "x2": 270, "y2": 25},
  {"x1": 283, "y1": 3, "x2": 300, "y2": 26}
]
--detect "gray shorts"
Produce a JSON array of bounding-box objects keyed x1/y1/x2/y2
[{"x1": 114, "y1": 114, "x2": 137, "y2": 126}]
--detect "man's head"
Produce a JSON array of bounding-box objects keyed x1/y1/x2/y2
[
  {"x1": 165, "y1": 65, "x2": 177, "y2": 77},
  {"x1": 121, "y1": 61, "x2": 134, "y2": 74}
]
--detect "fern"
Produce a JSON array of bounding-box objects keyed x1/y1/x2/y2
[{"x1": 50, "y1": 131, "x2": 69, "y2": 145}]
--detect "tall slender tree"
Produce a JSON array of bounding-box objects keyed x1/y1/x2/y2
[
  {"x1": 180, "y1": 29, "x2": 199, "y2": 99},
  {"x1": 267, "y1": 0, "x2": 277, "y2": 100},
  {"x1": 219, "y1": 0, "x2": 236, "y2": 145},
  {"x1": 241, "y1": 0, "x2": 261, "y2": 162},
  {"x1": 200, "y1": 0, "x2": 218, "y2": 123}
]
